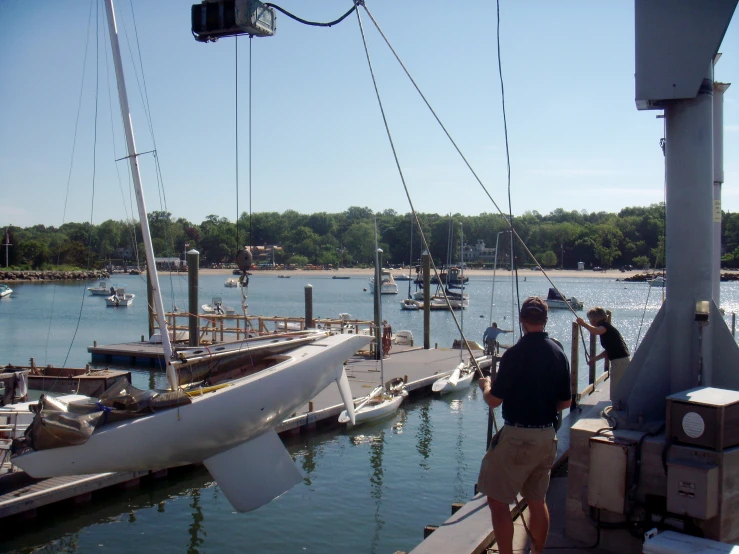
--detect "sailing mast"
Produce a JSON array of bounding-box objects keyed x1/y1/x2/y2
[{"x1": 103, "y1": 0, "x2": 177, "y2": 390}]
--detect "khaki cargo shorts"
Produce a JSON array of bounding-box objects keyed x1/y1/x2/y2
[{"x1": 477, "y1": 424, "x2": 557, "y2": 504}]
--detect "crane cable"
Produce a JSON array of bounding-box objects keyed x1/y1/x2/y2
[{"x1": 357, "y1": 3, "x2": 592, "y2": 363}]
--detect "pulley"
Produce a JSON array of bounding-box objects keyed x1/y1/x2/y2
[{"x1": 236, "y1": 247, "x2": 253, "y2": 272}]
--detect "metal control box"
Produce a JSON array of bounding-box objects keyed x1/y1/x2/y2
[
  {"x1": 666, "y1": 387, "x2": 739, "y2": 451},
  {"x1": 666, "y1": 460, "x2": 719, "y2": 520},
  {"x1": 587, "y1": 435, "x2": 634, "y2": 514}
]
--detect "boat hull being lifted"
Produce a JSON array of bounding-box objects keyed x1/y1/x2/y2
[{"x1": 13, "y1": 333, "x2": 372, "y2": 512}]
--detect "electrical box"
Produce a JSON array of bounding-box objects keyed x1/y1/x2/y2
[
  {"x1": 643, "y1": 529, "x2": 739, "y2": 553},
  {"x1": 587, "y1": 435, "x2": 634, "y2": 514},
  {"x1": 667, "y1": 460, "x2": 719, "y2": 520},
  {"x1": 192, "y1": 0, "x2": 276, "y2": 42},
  {"x1": 666, "y1": 387, "x2": 739, "y2": 451}
]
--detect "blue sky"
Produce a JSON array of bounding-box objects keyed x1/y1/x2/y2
[{"x1": 1, "y1": 1, "x2": 737, "y2": 228}]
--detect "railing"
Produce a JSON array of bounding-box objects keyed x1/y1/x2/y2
[
  {"x1": 569, "y1": 312, "x2": 611, "y2": 409},
  {"x1": 154, "y1": 313, "x2": 375, "y2": 344}
]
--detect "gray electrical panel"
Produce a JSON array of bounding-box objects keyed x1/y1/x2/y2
[{"x1": 666, "y1": 461, "x2": 719, "y2": 520}]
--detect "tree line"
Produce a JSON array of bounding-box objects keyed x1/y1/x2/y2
[{"x1": 5, "y1": 204, "x2": 739, "y2": 271}]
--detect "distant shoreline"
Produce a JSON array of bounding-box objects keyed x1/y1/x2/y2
[{"x1": 198, "y1": 268, "x2": 653, "y2": 279}]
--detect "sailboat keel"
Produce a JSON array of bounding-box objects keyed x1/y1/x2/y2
[{"x1": 203, "y1": 429, "x2": 303, "y2": 513}]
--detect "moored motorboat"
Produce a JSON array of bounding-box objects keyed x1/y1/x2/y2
[
  {"x1": 400, "y1": 298, "x2": 420, "y2": 310},
  {"x1": 202, "y1": 296, "x2": 236, "y2": 315},
  {"x1": 224, "y1": 278, "x2": 240, "y2": 287},
  {"x1": 105, "y1": 288, "x2": 135, "y2": 307},
  {"x1": 89, "y1": 281, "x2": 126, "y2": 296},
  {"x1": 369, "y1": 269, "x2": 399, "y2": 294},
  {"x1": 544, "y1": 287, "x2": 583, "y2": 310},
  {"x1": 0, "y1": 284, "x2": 12, "y2": 298}
]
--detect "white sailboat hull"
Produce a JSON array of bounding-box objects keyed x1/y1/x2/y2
[
  {"x1": 14, "y1": 334, "x2": 371, "y2": 478},
  {"x1": 338, "y1": 392, "x2": 405, "y2": 425},
  {"x1": 432, "y1": 365, "x2": 475, "y2": 394}
]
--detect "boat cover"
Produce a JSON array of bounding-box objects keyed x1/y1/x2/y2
[
  {"x1": 14, "y1": 380, "x2": 191, "y2": 452},
  {"x1": 547, "y1": 288, "x2": 565, "y2": 301}
]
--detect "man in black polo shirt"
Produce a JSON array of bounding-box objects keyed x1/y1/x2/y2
[{"x1": 477, "y1": 296, "x2": 571, "y2": 554}]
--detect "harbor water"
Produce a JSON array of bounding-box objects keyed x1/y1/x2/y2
[{"x1": 1, "y1": 272, "x2": 738, "y2": 553}]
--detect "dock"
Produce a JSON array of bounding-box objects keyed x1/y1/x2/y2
[
  {"x1": 88, "y1": 313, "x2": 376, "y2": 365},
  {"x1": 0, "y1": 344, "x2": 489, "y2": 522}
]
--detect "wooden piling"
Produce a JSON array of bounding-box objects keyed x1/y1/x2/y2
[
  {"x1": 423, "y1": 251, "x2": 430, "y2": 349},
  {"x1": 187, "y1": 249, "x2": 200, "y2": 347},
  {"x1": 304, "y1": 285, "x2": 313, "y2": 329},
  {"x1": 589, "y1": 333, "x2": 596, "y2": 385},
  {"x1": 570, "y1": 321, "x2": 579, "y2": 409}
]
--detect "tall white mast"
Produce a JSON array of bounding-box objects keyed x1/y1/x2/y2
[{"x1": 104, "y1": 0, "x2": 178, "y2": 390}]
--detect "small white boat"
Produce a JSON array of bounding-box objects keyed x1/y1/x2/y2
[
  {"x1": 338, "y1": 378, "x2": 408, "y2": 426},
  {"x1": 544, "y1": 288, "x2": 583, "y2": 310},
  {"x1": 105, "y1": 288, "x2": 135, "y2": 307},
  {"x1": 224, "y1": 278, "x2": 240, "y2": 287},
  {"x1": 429, "y1": 295, "x2": 468, "y2": 310},
  {"x1": 432, "y1": 362, "x2": 475, "y2": 394},
  {"x1": 202, "y1": 296, "x2": 236, "y2": 315},
  {"x1": 649, "y1": 275, "x2": 666, "y2": 287},
  {"x1": 394, "y1": 274, "x2": 412, "y2": 281},
  {"x1": 0, "y1": 284, "x2": 12, "y2": 298},
  {"x1": 88, "y1": 281, "x2": 123, "y2": 296},
  {"x1": 400, "y1": 298, "x2": 420, "y2": 310},
  {"x1": 369, "y1": 269, "x2": 399, "y2": 295}
]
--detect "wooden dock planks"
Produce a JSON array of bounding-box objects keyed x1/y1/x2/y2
[{"x1": 0, "y1": 470, "x2": 149, "y2": 518}]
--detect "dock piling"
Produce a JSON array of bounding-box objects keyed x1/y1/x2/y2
[
  {"x1": 423, "y1": 251, "x2": 430, "y2": 349},
  {"x1": 570, "y1": 322, "x2": 579, "y2": 409},
  {"x1": 187, "y1": 249, "x2": 200, "y2": 346},
  {"x1": 304, "y1": 285, "x2": 313, "y2": 328}
]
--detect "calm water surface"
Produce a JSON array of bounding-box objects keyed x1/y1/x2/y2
[{"x1": 1, "y1": 272, "x2": 738, "y2": 553}]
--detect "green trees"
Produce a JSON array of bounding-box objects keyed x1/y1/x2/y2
[{"x1": 8, "y1": 201, "x2": 729, "y2": 271}]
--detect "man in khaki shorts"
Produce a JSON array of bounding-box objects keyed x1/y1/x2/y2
[{"x1": 477, "y1": 296, "x2": 571, "y2": 554}]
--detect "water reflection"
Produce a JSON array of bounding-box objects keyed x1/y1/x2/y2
[
  {"x1": 368, "y1": 429, "x2": 386, "y2": 554},
  {"x1": 0, "y1": 466, "x2": 213, "y2": 553},
  {"x1": 187, "y1": 489, "x2": 205, "y2": 554},
  {"x1": 415, "y1": 403, "x2": 432, "y2": 470}
]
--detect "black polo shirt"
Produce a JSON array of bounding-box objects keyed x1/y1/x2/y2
[
  {"x1": 491, "y1": 331, "x2": 571, "y2": 427},
  {"x1": 599, "y1": 321, "x2": 629, "y2": 360}
]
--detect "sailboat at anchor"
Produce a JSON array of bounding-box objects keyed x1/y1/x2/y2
[{"x1": 11, "y1": 0, "x2": 370, "y2": 514}]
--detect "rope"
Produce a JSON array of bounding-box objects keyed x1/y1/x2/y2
[
  {"x1": 354, "y1": 7, "x2": 482, "y2": 377},
  {"x1": 264, "y1": 2, "x2": 358, "y2": 28},
  {"x1": 358, "y1": 4, "x2": 592, "y2": 368},
  {"x1": 45, "y1": 0, "x2": 95, "y2": 368},
  {"x1": 496, "y1": 0, "x2": 522, "y2": 336},
  {"x1": 63, "y1": 0, "x2": 101, "y2": 370}
]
